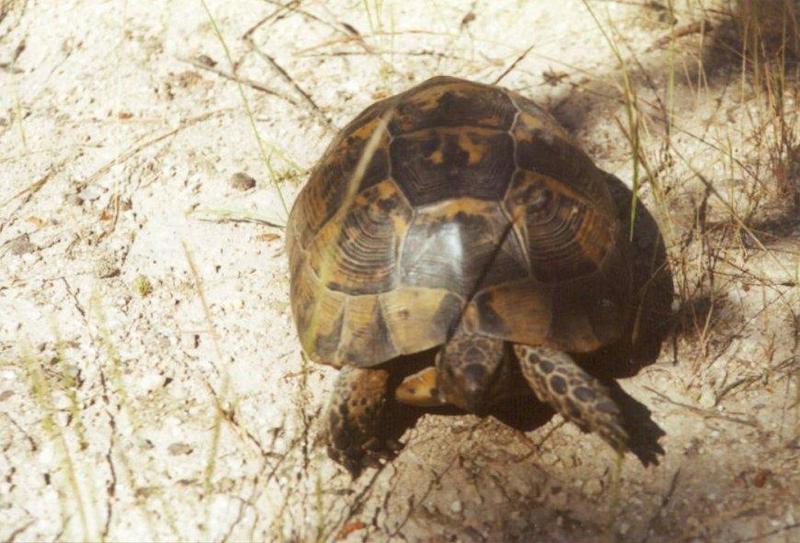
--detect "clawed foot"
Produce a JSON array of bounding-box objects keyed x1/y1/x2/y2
[
  {"x1": 326, "y1": 366, "x2": 397, "y2": 476},
  {"x1": 327, "y1": 437, "x2": 402, "y2": 476},
  {"x1": 514, "y1": 344, "x2": 630, "y2": 452}
]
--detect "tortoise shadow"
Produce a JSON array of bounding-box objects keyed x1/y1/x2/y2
[{"x1": 492, "y1": 382, "x2": 665, "y2": 467}]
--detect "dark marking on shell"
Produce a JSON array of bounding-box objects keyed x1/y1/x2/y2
[{"x1": 391, "y1": 129, "x2": 514, "y2": 206}]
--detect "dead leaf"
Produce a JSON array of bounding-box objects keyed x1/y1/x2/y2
[
  {"x1": 336, "y1": 520, "x2": 366, "y2": 540},
  {"x1": 753, "y1": 469, "x2": 771, "y2": 488},
  {"x1": 26, "y1": 216, "x2": 46, "y2": 228}
]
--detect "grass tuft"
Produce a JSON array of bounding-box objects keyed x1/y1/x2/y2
[{"x1": 20, "y1": 341, "x2": 94, "y2": 542}]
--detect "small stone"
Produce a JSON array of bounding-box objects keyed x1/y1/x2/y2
[
  {"x1": 229, "y1": 172, "x2": 256, "y2": 191},
  {"x1": 196, "y1": 54, "x2": 217, "y2": 67},
  {"x1": 8, "y1": 236, "x2": 36, "y2": 255},
  {"x1": 450, "y1": 500, "x2": 462, "y2": 514},
  {"x1": 167, "y1": 442, "x2": 193, "y2": 456},
  {"x1": 78, "y1": 184, "x2": 105, "y2": 202},
  {"x1": 753, "y1": 469, "x2": 771, "y2": 488},
  {"x1": 96, "y1": 258, "x2": 120, "y2": 278},
  {"x1": 65, "y1": 194, "x2": 84, "y2": 206}
]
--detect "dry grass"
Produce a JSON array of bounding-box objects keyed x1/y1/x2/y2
[{"x1": 1, "y1": 1, "x2": 800, "y2": 541}]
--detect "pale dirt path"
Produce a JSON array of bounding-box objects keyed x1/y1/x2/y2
[{"x1": 1, "y1": 1, "x2": 798, "y2": 541}]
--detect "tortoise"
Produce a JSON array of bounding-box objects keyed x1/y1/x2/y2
[{"x1": 286, "y1": 76, "x2": 670, "y2": 474}]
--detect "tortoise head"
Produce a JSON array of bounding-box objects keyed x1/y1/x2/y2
[{"x1": 435, "y1": 333, "x2": 505, "y2": 415}]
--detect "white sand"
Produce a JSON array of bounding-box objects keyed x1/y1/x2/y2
[{"x1": 1, "y1": 1, "x2": 798, "y2": 541}]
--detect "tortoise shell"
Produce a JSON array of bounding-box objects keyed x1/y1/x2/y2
[{"x1": 287, "y1": 76, "x2": 631, "y2": 368}]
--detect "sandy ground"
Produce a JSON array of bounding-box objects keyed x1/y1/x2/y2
[{"x1": 1, "y1": 0, "x2": 799, "y2": 541}]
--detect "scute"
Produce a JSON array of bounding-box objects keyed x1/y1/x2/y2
[
  {"x1": 508, "y1": 91, "x2": 613, "y2": 215},
  {"x1": 288, "y1": 259, "x2": 347, "y2": 363},
  {"x1": 287, "y1": 113, "x2": 392, "y2": 251},
  {"x1": 392, "y1": 127, "x2": 515, "y2": 206},
  {"x1": 308, "y1": 179, "x2": 413, "y2": 296},
  {"x1": 389, "y1": 76, "x2": 517, "y2": 134},
  {"x1": 399, "y1": 198, "x2": 528, "y2": 296},
  {"x1": 335, "y1": 294, "x2": 396, "y2": 364},
  {"x1": 466, "y1": 241, "x2": 629, "y2": 352},
  {"x1": 504, "y1": 169, "x2": 617, "y2": 283}
]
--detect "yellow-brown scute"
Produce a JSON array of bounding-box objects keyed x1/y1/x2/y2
[
  {"x1": 467, "y1": 268, "x2": 625, "y2": 353},
  {"x1": 504, "y1": 171, "x2": 616, "y2": 282},
  {"x1": 334, "y1": 294, "x2": 396, "y2": 364},
  {"x1": 288, "y1": 170, "x2": 345, "y2": 251},
  {"x1": 308, "y1": 180, "x2": 413, "y2": 295},
  {"x1": 304, "y1": 285, "x2": 461, "y2": 367},
  {"x1": 525, "y1": 200, "x2": 610, "y2": 282},
  {"x1": 391, "y1": 127, "x2": 514, "y2": 206},
  {"x1": 289, "y1": 262, "x2": 347, "y2": 365},
  {"x1": 289, "y1": 123, "x2": 391, "y2": 253},
  {"x1": 389, "y1": 77, "x2": 516, "y2": 134},
  {"x1": 569, "y1": 203, "x2": 615, "y2": 268}
]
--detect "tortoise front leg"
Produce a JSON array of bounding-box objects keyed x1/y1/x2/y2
[
  {"x1": 326, "y1": 365, "x2": 390, "y2": 475},
  {"x1": 513, "y1": 345, "x2": 629, "y2": 452}
]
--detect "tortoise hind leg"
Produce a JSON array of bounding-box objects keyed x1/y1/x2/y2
[
  {"x1": 326, "y1": 366, "x2": 390, "y2": 475},
  {"x1": 513, "y1": 344, "x2": 629, "y2": 452}
]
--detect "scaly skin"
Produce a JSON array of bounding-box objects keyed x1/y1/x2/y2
[
  {"x1": 326, "y1": 366, "x2": 390, "y2": 475},
  {"x1": 395, "y1": 336, "x2": 630, "y2": 453},
  {"x1": 513, "y1": 344, "x2": 629, "y2": 452}
]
